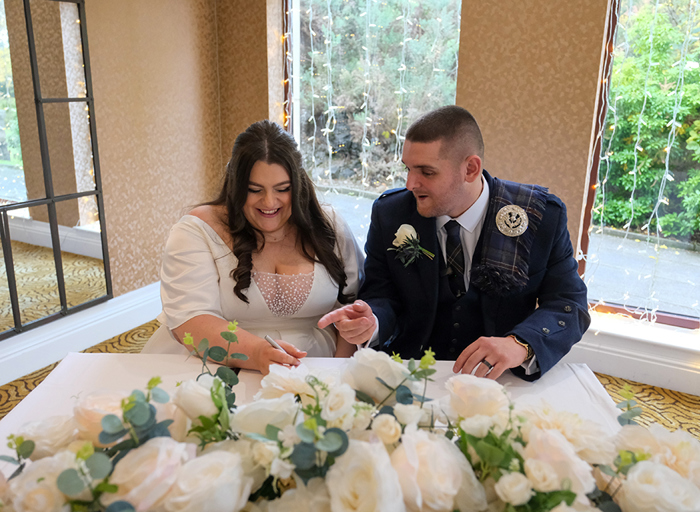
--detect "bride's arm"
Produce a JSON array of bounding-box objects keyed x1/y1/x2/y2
[
  {"x1": 334, "y1": 334, "x2": 358, "y2": 358},
  {"x1": 172, "y1": 315, "x2": 306, "y2": 374}
]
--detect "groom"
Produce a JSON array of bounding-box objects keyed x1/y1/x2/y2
[{"x1": 319, "y1": 105, "x2": 590, "y2": 381}]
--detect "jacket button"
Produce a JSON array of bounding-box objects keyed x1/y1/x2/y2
[
  {"x1": 564, "y1": 305, "x2": 572, "y2": 312},
  {"x1": 542, "y1": 327, "x2": 550, "y2": 334},
  {"x1": 451, "y1": 339, "x2": 458, "y2": 344},
  {"x1": 449, "y1": 347, "x2": 456, "y2": 353},
  {"x1": 455, "y1": 305, "x2": 461, "y2": 311},
  {"x1": 453, "y1": 323, "x2": 460, "y2": 329},
  {"x1": 558, "y1": 320, "x2": 566, "y2": 327}
]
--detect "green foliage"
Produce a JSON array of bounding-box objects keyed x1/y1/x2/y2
[
  {"x1": 595, "y1": 0, "x2": 700, "y2": 242},
  {"x1": 298, "y1": 0, "x2": 461, "y2": 187}
]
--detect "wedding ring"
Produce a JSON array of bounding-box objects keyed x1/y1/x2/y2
[{"x1": 481, "y1": 359, "x2": 493, "y2": 370}]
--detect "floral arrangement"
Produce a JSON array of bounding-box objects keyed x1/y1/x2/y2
[
  {"x1": 388, "y1": 224, "x2": 435, "y2": 267},
  {"x1": 1, "y1": 333, "x2": 699, "y2": 512}
]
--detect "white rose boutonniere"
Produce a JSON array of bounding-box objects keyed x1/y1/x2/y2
[{"x1": 388, "y1": 224, "x2": 434, "y2": 267}]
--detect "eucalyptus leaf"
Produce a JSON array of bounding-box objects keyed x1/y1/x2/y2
[
  {"x1": 290, "y1": 442, "x2": 316, "y2": 470},
  {"x1": 102, "y1": 414, "x2": 125, "y2": 434},
  {"x1": 315, "y1": 430, "x2": 343, "y2": 452},
  {"x1": 226, "y1": 393, "x2": 237, "y2": 409},
  {"x1": 86, "y1": 452, "x2": 113, "y2": 480},
  {"x1": 354, "y1": 389, "x2": 375, "y2": 405},
  {"x1": 296, "y1": 423, "x2": 316, "y2": 443},
  {"x1": 9, "y1": 462, "x2": 25, "y2": 480},
  {"x1": 150, "y1": 387, "x2": 169, "y2": 404},
  {"x1": 202, "y1": 347, "x2": 210, "y2": 365},
  {"x1": 197, "y1": 339, "x2": 210, "y2": 354},
  {"x1": 229, "y1": 353, "x2": 249, "y2": 361},
  {"x1": 319, "y1": 428, "x2": 348, "y2": 457},
  {"x1": 17, "y1": 440, "x2": 34, "y2": 459},
  {"x1": 216, "y1": 366, "x2": 239, "y2": 387},
  {"x1": 245, "y1": 432, "x2": 274, "y2": 443},
  {"x1": 105, "y1": 501, "x2": 137, "y2": 512},
  {"x1": 209, "y1": 346, "x2": 228, "y2": 362},
  {"x1": 56, "y1": 468, "x2": 86, "y2": 496},
  {"x1": 375, "y1": 377, "x2": 393, "y2": 390},
  {"x1": 408, "y1": 359, "x2": 415, "y2": 372},
  {"x1": 378, "y1": 405, "x2": 395, "y2": 416},
  {"x1": 99, "y1": 429, "x2": 127, "y2": 445},
  {"x1": 130, "y1": 390, "x2": 146, "y2": 403},
  {"x1": 598, "y1": 502, "x2": 622, "y2": 512},
  {"x1": 266, "y1": 424, "x2": 281, "y2": 441},
  {"x1": 220, "y1": 331, "x2": 238, "y2": 343},
  {"x1": 395, "y1": 385, "x2": 413, "y2": 404},
  {"x1": 0, "y1": 455, "x2": 18, "y2": 465},
  {"x1": 125, "y1": 401, "x2": 151, "y2": 427},
  {"x1": 597, "y1": 464, "x2": 618, "y2": 477}
]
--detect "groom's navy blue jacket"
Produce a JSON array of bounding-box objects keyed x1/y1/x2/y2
[{"x1": 359, "y1": 171, "x2": 590, "y2": 381}]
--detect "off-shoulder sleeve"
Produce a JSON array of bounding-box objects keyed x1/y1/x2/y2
[
  {"x1": 159, "y1": 218, "x2": 228, "y2": 329},
  {"x1": 330, "y1": 208, "x2": 365, "y2": 299}
]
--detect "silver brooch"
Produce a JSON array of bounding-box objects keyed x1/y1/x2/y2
[{"x1": 496, "y1": 205, "x2": 528, "y2": 237}]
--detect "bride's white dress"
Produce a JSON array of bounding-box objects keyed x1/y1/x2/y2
[{"x1": 142, "y1": 210, "x2": 364, "y2": 357}]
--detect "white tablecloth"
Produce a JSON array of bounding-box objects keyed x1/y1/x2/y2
[{"x1": 0, "y1": 352, "x2": 621, "y2": 475}]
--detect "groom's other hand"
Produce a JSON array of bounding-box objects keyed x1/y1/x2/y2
[
  {"x1": 318, "y1": 300, "x2": 377, "y2": 345},
  {"x1": 452, "y1": 336, "x2": 529, "y2": 380}
]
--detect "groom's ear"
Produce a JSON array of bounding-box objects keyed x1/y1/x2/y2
[{"x1": 463, "y1": 154, "x2": 482, "y2": 183}]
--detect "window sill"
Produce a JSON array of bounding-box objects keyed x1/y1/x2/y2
[{"x1": 562, "y1": 311, "x2": 700, "y2": 396}]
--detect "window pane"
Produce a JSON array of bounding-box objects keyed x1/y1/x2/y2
[
  {"x1": 0, "y1": 222, "x2": 12, "y2": 333},
  {"x1": 585, "y1": 0, "x2": 700, "y2": 321},
  {"x1": 292, "y1": 0, "x2": 462, "y2": 241},
  {"x1": 7, "y1": 204, "x2": 62, "y2": 325},
  {"x1": 55, "y1": 197, "x2": 106, "y2": 310}
]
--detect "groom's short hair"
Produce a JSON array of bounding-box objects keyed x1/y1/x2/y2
[{"x1": 405, "y1": 105, "x2": 484, "y2": 161}]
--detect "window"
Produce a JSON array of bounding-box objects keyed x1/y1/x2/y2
[
  {"x1": 582, "y1": 0, "x2": 700, "y2": 328},
  {"x1": 0, "y1": 0, "x2": 111, "y2": 340},
  {"x1": 288, "y1": 0, "x2": 462, "y2": 245}
]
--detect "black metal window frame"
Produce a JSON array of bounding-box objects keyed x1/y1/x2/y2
[{"x1": 0, "y1": 0, "x2": 112, "y2": 341}]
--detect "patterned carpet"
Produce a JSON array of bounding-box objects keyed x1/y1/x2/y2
[
  {"x1": 1, "y1": 318, "x2": 698, "y2": 440},
  {"x1": 0, "y1": 241, "x2": 107, "y2": 332}
]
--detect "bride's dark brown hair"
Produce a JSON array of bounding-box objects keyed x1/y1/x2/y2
[{"x1": 209, "y1": 120, "x2": 351, "y2": 304}]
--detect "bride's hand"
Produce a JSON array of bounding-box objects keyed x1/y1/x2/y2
[{"x1": 253, "y1": 339, "x2": 307, "y2": 375}]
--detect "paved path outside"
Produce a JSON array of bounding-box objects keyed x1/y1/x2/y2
[{"x1": 320, "y1": 190, "x2": 700, "y2": 319}]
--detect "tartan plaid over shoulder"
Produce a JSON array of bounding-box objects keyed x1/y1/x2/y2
[{"x1": 470, "y1": 176, "x2": 548, "y2": 296}]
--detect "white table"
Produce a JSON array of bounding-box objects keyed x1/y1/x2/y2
[{"x1": 0, "y1": 353, "x2": 621, "y2": 476}]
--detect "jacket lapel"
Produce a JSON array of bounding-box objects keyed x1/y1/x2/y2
[{"x1": 410, "y1": 209, "x2": 439, "y2": 318}]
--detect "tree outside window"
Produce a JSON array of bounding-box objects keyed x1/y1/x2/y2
[{"x1": 585, "y1": 0, "x2": 700, "y2": 324}]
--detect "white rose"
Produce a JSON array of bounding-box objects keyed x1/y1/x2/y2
[
  {"x1": 460, "y1": 414, "x2": 494, "y2": 438},
  {"x1": 17, "y1": 415, "x2": 77, "y2": 460},
  {"x1": 326, "y1": 440, "x2": 405, "y2": 512},
  {"x1": 646, "y1": 423, "x2": 700, "y2": 487},
  {"x1": 524, "y1": 458, "x2": 560, "y2": 492},
  {"x1": 278, "y1": 424, "x2": 301, "y2": 449},
  {"x1": 321, "y1": 383, "x2": 356, "y2": 424},
  {"x1": 201, "y1": 439, "x2": 267, "y2": 492},
  {"x1": 73, "y1": 391, "x2": 128, "y2": 447},
  {"x1": 443, "y1": 374, "x2": 509, "y2": 422},
  {"x1": 351, "y1": 403, "x2": 374, "y2": 431},
  {"x1": 267, "y1": 477, "x2": 331, "y2": 512},
  {"x1": 230, "y1": 394, "x2": 298, "y2": 436},
  {"x1": 252, "y1": 441, "x2": 280, "y2": 468},
  {"x1": 518, "y1": 404, "x2": 616, "y2": 464},
  {"x1": 162, "y1": 451, "x2": 253, "y2": 512},
  {"x1": 523, "y1": 428, "x2": 595, "y2": 504},
  {"x1": 391, "y1": 428, "x2": 486, "y2": 512},
  {"x1": 270, "y1": 457, "x2": 295, "y2": 479},
  {"x1": 393, "y1": 404, "x2": 424, "y2": 427},
  {"x1": 255, "y1": 365, "x2": 314, "y2": 406},
  {"x1": 102, "y1": 437, "x2": 195, "y2": 512},
  {"x1": 372, "y1": 414, "x2": 402, "y2": 445},
  {"x1": 494, "y1": 472, "x2": 533, "y2": 506},
  {"x1": 8, "y1": 451, "x2": 78, "y2": 512},
  {"x1": 393, "y1": 224, "x2": 418, "y2": 247},
  {"x1": 616, "y1": 461, "x2": 700, "y2": 512},
  {"x1": 154, "y1": 401, "x2": 189, "y2": 443},
  {"x1": 172, "y1": 376, "x2": 219, "y2": 421},
  {"x1": 341, "y1": 348, "x2": 420, "y2": 405}
]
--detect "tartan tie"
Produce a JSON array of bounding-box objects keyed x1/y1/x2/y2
[{"x1": 445, "y1": 220, "x2": 466, "y2": 297}]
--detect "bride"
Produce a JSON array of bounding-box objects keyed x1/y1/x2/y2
[{"x1": 142, "y1": 120, "x2": 364, "y2": 373}]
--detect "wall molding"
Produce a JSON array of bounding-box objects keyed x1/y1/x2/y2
[
  {"x1": 8, "y1": 215, "x2": 103, "y2": 259},
  {"x1": 0, "y1": 282, "x2": 161, "y2": 386},
  {"x1": 561, "y1": 312, "x2": 700, "y2": 395}
]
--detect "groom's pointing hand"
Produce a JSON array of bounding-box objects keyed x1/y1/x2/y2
[{"x1": 318, "y1": 300, "x2": 377, "y2": 345}]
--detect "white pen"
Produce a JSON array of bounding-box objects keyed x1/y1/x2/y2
[{"x1": 264, "y1": 335, "x2": 289, "y2": 354}]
